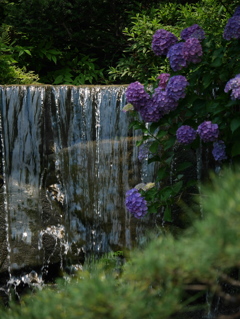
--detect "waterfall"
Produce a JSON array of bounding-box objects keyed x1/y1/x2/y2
[{"x1": 0, "y1": 85, "x2": 157, "y2": 281}]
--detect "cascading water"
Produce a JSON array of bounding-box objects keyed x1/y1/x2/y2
[{"x1": 0, "y1": 85, "x2": 158, "y2": 292}]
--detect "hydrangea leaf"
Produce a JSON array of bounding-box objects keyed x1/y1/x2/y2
[{"x1": 230, "y1": 117, "x2": 240, "y2": 133}]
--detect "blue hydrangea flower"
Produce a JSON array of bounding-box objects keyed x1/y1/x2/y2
[
  {"x1": 125, "y1": 81, "x2": 150, "y2": 111},
  {"x1": 223, "y1": 15, "x2": 240, "y2": 40},
  {"x1": 182, "y1": 38, "x2": 203, "y2": 64},
  {"x1": 138, "y1": 143, "x2": 149, "y2": 161},
  {"x1": 125, "y1": 188, "x2": 148, "y2": 219},
  {"x1": 197, "y1": 121, "x2": 219, "y2": 142},
  {"x1": 151, "y1": 29, "x2": 178, "y2": 56},
  {"x1": 180, "y1": 24, "x2": 205, "y2": 40},
  {"x1": 166, "y1": 75, "x2": 189, "y2": 101},
  {"x1": 157, "y1": 73, "x2": 170, "y2": 90},
  {"x1": 224, "y1": 74, "x2": 240, "y2": 100},
  {"x1": 152, "y1": 87, "x2": 178, "y2": 115},
  {"x1": 167, "y1": 42, "x2": 187, "y2": 71},
  {"x1": 139, "y1": 98, "x2": 163, "y2": 123},
  {"x1": 176, "y1": 125, "x2": 197, "y2": 144},
  {"x1": 212, "y1": 140, "x2": 227, "y2": 161}
]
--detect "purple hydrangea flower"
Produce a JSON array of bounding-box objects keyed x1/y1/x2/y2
[
  {"x1": 197, "y1": 121, "x2": 219, "y2": 142},
  {"x1": 176, "y1": 125, "x2": 197, "y2": 144},
  {"x1": 125, "y1": 81, "x2": 150, "y2": 111},
  {"x1": 224, "y1": 74, "x2": 240, "y2": 100},
  {"x1": 233, "y1": 6, "x2": 240, "y2": 16},
  {"x1": 223, "y1": 15, "x2": 240, "y2": 40},
  {"x1": 157, "y1": 73, "x2": 170, "y2": 89},
  {"x1": 125, "y1": 188, "x2": 148, "y2": 219},
  {"x1": 152, "y1": 87, "x2": 178, "y2": 115},
  {"x1": 139, "y1": 98, "x2": 163, "y2": 122},
  {"x1": 180, "y1": 24, "x2": 205, "y2": 40},
  {"x1": 151, "y1": 29, "x2": 178, "y2": 56},
  {"x1": 212, "y1": 140, "x2": 227, "y2": 161},
  {"x1": 167, "y1": 42, "x2": 187, "y2": 71},
  {"x1": 138, "y1": 144, "x2": 149, "y2": 161},
  {"x1": 182, "y1": 38, "x2": 203, "y2": 64},
  {"x1": 166, "y1": 75, "x2": 189, "y2": 101}
]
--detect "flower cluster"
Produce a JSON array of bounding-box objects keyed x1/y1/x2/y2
[
  {"x1": 166, "y1": 75, "x2": 189, "y2": 101},
  {"x1": 138, "y1": 144, "x2": 149, "y2": 161},
  {"x1": 212, "y1": 141, "x2": 227, "y2": 161},
  {"x1": 223, "y1": 15, "x2": 240, "y2": 40},
  {"x1": 197, "y1": 121, "x2": 219, "y2": 142},
  {"x1": 233, "y1": 6, "x2": 240, "y2": 16},
  {"x1": 125, "y1": 188, "x2": 148, "y2": 219},
  {"x1": 139, "y1": 99, "x2": 163, "y2": 122},
  {"x1": 167, "y1": 42, "x2": 187, "y2": 72},
  {"x1": 151, "y1": 29, "x2": 178, "y2": 56},
  {"x1": 157, "y1": 73, "x2": 170, "y2": 89},
  {"x1": 224, "y1": 74, "x2": 240, "y2": 100},
  {"x1": 176, "y1": 125, "x2": 197, "y2": 144},
  {"x1": 180, "y1": 24, "x2": 205, "y2": 40},
  {"x1": 152, "y1": 87, "x2": 178, "y2": 115},
  {"x1": 167, "y1": 40, "x2": 203, "y2": 71},
  {"x1": 182, "y1": 38, "x2": 203, "y2": 64},
  {"x1": 125, "y1": 81, "x2": 150, "y2": 111},
  {"x1": 125, "y1": 73, "x2": 188, "y2": 123}
]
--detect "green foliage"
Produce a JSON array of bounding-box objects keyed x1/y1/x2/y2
[
  {"x1": 108, "y1": 0, "x2": 235, "y2": 83},
  {"x1": 0, "y1": 25, "x2": 39, "y2": 84},
  {"x1": 2, "y1": 168, "x2": 240, "y2": 318},
  {"x1": 0, "y1": 0, "x2": 163, "y2": 84}
]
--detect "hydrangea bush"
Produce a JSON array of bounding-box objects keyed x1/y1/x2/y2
[{"x1": 124, "y1": 6, "x2": 240, "y2": 223}]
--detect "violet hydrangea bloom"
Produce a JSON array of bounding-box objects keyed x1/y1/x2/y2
[
  {"x1": 139, "y1": 98, "x2": 163, "y2": 122},
  {"x1": 223, "y1": 15, "x2": 240, "y2": 40},
  {"x1": 125, "y1": 81, "x2": 150, "y2": 111},
  {"x1": 138, "y1": 143, "x2": 149, "y2": 161},
  {"x1": 166, "y1": 75, "x2": 189, "y2": 101},
  {"x1": 125, "y1": 188, "x2": 148, "y2": 219},
  {"x1": 212, "y1": 140, "x2": 227, "y2": 161},
  {"x1": 152, "y1": 87, "x2": 178, "y2": 115},
  {"x1": 151, "y1": 29, "x2": 178, "y2": 56},
  {"x1": 157, "y1": 73, "x2": 170, "y2": 89},
  {"x1": 167, "y1": 42, "x2": 187, "y2": 72},
  {"x1": 197, "y1": 121, "x2": 219, "y2": 142},
  {"x1": 180, "y1": 24, "x2": 205, "y2": 40},
  {"x1": 176, "y1": 125, "x2": 197, "y2": 144},
  {"x1": 182, "y1": 38, "x2": 203, "y2": 64},
  {"x1": 233, "y1": 6, "x2": 240, "y2": 16},
  {"x1": 224, "y1": 74, "x2": 240, "y2": 100}
]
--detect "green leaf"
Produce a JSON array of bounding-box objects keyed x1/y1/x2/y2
[
  {"x1": 130, "y1": 121, "x2": 146, "y2": 130},
  {"x1": 156, "y1": 130, "x2": 168, "y2": 138},
  {"x1": 149, "y1": 122, "x2": 159, "y2": 134},
  {"x1": 176, "y1": 161, "x2": 193, "y2": 172},
  {"x1": 156, "y1": 167, "x2": 168, "y2": 181},
  {"x1": 202, "y1": 73, "x2": 212, "y2": 88},
  {"x1": 24, "y1": 49, "x2": 31, "y2": 56},
  {"x1": 163, "y1": 206, "x2": 173, "y2": 222},
  {"x1": 164, "y1": 136, "x2": 176, "y2": 150},
  {"x1": 231, "y1": 142, "x2": 240, "y2": 157},
  {"x1": 52, "y1": 55, "x2": 57, "y2": 64},
  {"x1": 160, "y1": 186, "x2": 173, "y2": 201},
  {"x1": 149, "y1": 140, "x2": 159, "y2": 153},
  {"x1": 210, "y1": 57, "x2": 222, "y2": 67},
  {"x1": 172, "y1": 181, "x2": 183, "y2": 195},
  {"x1": 230, "y1": 118, "x2": 240, "y2": 133}
]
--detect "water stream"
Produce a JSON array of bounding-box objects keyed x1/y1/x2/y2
[{"x1": 0, "y1": 85, "x2": 158, "y2": 285}]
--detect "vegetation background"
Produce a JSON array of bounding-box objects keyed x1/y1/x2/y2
[{"x1": 0, "y1": 0, "x2": 237, "y2": 85}]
